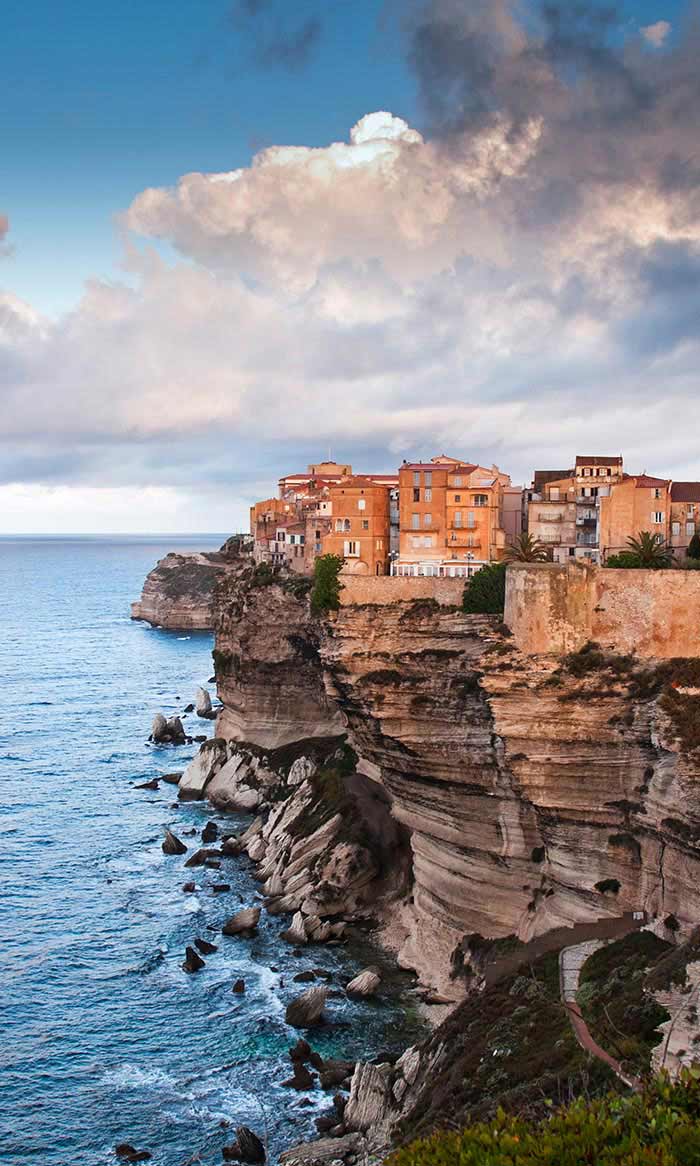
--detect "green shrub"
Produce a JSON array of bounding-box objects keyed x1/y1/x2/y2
[
  {"x1": 388, "y1": 1072, "x2": 700, "y2": 1166},
  {"x1": 605, "y1": 551, "x2": 643, "y2": 568},
  {"x1": 688, "y1": 533, "x2": 700, "y2": 561},
  {"x1": 463, "y1": 563, "x2": 507, "y2": 614},
  {"x1": 310, "y1": 553, "x2": 345, "y2": 614}
]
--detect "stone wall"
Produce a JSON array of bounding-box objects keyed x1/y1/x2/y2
[
  {"x1": 339, "y1": 575, "x2": 464, "y2": 607},
  {"x1": 506, "y1": 561, "x2": 700, "y2": 657}
]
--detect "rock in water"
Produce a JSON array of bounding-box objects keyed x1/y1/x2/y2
[
  {"x1": 345, "y1": 969, "x2": 381, "y2": 998},
  {"x1": 160, "y1": 772, "x2": 182, "y2": 785},
  {"x1": 282, "y1": 1062, "x2": 316, "y2": 1090},
  {"x1": 184, "y1": 847, "x2": 222, "y2": 868},
  {"x1": 201, "y1": 821, "x2": 218, "y2": 843},
  {"x1": 178, "y1": 738, "x2": 228, "y2": 800},
  {"x1": 166, "y1": 716, "x2": 186, "y2": 743},
  {"x1": 222, "y1": 907, "x2": 261, "y2": 937},
  {"x1": 115, "y1": 1146, "x2": 152, "y2": 1163},
  {"x1": 195, "y1": 686, "x2": 214, "y2": 718},
  {"x1": 151, "y1": 713, "x2": 169, "y2": 743},
  {"x1": 194, "y1": 937, "x2": 218, "y2": 955},
  {"x1": 135, "y1": 777, "x2": 159, "y2": 790},
  {"x1": 281, "y1": 911, "x2": 308, "y2": 945},
  {"x1": 224, "y1": 1127, "x2": 266, "y2": 1164},
  {"x1": 162, "y1": 829, "x2": 187, "y2": 856},
  {"x1": 232, "y1": 978, "x2": 246, "y2": 994},
  {"x1": 285, "y1": 987, "x2": 328, "y2": 1029},
  {"x1": 182, "y1": 946, "x2": 205, "y2": 973}
]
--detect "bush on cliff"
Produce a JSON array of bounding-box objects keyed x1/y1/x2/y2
[
  {"x1": 388, "y1": 1072, "x2": 700, "y2": 1166},
  {"x1": 311, "y1": 554, "x2": 345, "y2": 614},
  {"x1": 463, "y1": 563, "x2": 506, "y2": 614}
]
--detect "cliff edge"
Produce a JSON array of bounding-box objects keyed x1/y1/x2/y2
[{"x1": 131, "y1": 546, "x2": 249, "y2": 630}]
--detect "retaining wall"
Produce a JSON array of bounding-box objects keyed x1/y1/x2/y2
[{"x1": 339, "y1": 575, "x2": 464, "y2": 607}]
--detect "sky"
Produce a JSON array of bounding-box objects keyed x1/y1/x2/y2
[{"x1": 0, "y1": 0, "x2": 697, "y2": 533}]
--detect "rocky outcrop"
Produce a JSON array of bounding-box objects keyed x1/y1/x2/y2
[
  {"x1": 214, "y1": 574, "x2": 345, "y2": 747},
  {"x1": 131, "y1": 547, "x2": 249, "y2": 630},
  {"x1": 285, "y1": 986, "x2": 328, "y2": 1028}
]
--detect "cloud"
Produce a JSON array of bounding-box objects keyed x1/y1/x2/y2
[
  {"x1": 3, "y1": 2, "x2": 700, "y2": 528},
  {"x1": 231, "y1": 0, "x2": 322, "y2": 70},
  {"x1": 642, "y1": 20, "x2": 671, "y2": 48}
]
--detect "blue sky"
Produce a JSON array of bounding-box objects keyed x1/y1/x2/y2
[
  {"x1": 1, "y1": 0, "x2": 697, "y2": 533},
  {"x1": 2, "y1": 0, "x2": 417, "y2": 313}
]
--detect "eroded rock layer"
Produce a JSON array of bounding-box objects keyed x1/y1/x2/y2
[{"x1": 131, "y1": 549, "x2": 246, "y2": 630}]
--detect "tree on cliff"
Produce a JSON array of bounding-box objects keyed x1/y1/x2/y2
[
  {"x1": 311, "y1": 554, "x2": 345, "y2": 613},
  {"x1": 463, "y1": 563, "x2": 506, "y2": 614},
  {"x1": 504, "y1": 533, "x2": 549, "y2": 562},
  {"x1": 607, "y1": 531, "x2": 674, "y2": 569}
]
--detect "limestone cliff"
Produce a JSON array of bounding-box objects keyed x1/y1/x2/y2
[
  {"x1": 131, "y1": 548, "x2": 247, "y2": 630},
  {"x1": 210, "y1": 577, "x2": 700, "y2": 994}
]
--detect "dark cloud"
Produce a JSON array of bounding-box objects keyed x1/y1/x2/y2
[{"x1": 231, "y1": 0, "x2": 322, "y2": 71}]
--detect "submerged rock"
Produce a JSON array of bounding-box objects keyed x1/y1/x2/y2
[
  {"x1": 285, "y1": 986, "x2": 328, "y2": 1029},
  {"x1": 182, "y1": 946, "x2": 205, "y2": 973},
  {"x1": 162, "y1": 829, "x2": 187, "y2": 856},
  {"x1": 135, "y1": 778, "x2": 159, "y2": 790},
  {"x1": 222, "y1": 907, "x2": 261, "y2": 937}
]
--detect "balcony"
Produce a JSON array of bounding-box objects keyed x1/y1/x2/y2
[
  {"x1": 576, "y1": 515, "x2": 597, "y2": 526},
  {"x1": 537, "y1": 513, "x2": 566, "y2": 523},
  {"x1": 576, "y1": 533, "x2": 598, "y2": 547}
]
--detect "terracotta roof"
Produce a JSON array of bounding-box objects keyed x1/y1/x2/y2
[
  {"x1": 400, "y1": 462, "x2": 476, "y2": 473},
  {"x1": 575, "y1": 455, "x2": 623, "y2": 467},
  {"x1": 633, "y1": 475, "x2": 671, "y2": 489},
  {"x1": 671, "y1": 482, "x2": 700, "y2": 502}
]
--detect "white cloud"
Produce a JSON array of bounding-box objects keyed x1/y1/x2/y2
[{"x1": 641, "y1": 20, "x2": 671, "y2": 48}]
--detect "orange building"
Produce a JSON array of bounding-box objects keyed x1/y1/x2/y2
[
  {"x1": 599, "y1": 474, "x2": 672, "y2": 560},
  {"x1": 322, "y1": 475, "x2": 395, "y2": 575},
  {"x1": 670, "y1": 483, "x2": 700, "y2": 560},
  {"x1": 394, "y1": 456, "x2": 514, "y2": 577}
]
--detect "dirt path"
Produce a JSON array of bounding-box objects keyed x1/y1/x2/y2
[{"x1": 559, "y1": 940, "x2": 640, "y2": 1090}]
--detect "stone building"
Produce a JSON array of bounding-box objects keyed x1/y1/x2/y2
[
  {"x1": 527, "y1": 456, "x2": 623, "y2": 564},
  {"x1": 670, "y1": 482, "x2": 700, "y2": 560},
  {"x1": 322, "y1": 475, "x2": 396, "y2": 575},
  {"x1": 598, "y1": 474, "x2": 672, "y2": 560},
  {"x1": 393, "y1": 455, "x2": 516, "y2": 578}
]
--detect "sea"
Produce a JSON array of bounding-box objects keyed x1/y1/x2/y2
[{"x1": 0, "y1": 536, "x2": 423, "y2": 1166}]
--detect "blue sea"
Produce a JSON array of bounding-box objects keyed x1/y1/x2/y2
[{"x1": 1, "y1": 537, "x2": 421, "y2": 1166}]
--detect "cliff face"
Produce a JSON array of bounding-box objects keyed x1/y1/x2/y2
[
  {"x1": 131, "y1": 550, "x2": 246, "y2": 630},
  {"x1": 211, "y1": 580, "x2": 700, "y2": 988}
]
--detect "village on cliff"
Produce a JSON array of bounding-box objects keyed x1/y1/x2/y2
[{"x1": 248, "y1": 453, "x2": 700, "y2": 579}]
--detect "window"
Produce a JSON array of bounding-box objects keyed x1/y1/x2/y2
[
  {"x1": 654, "y1": 488, "x2": 662, "y2": 499},
  {"x1": 672, "y1": 522, "x2": 681, "y2": 536},
  {"x1": 425, "y1": 471, "x2": 432, "y2": 486},
  {"x1": 413, "y1": 471, "x2": 420, "y2": 487},
  {"x1": 335, "y1": 519, "x2": 344, "y2": 532},
  {"x1": 413, "y1": 488, "x2": 420, "y2": 502},
  {"x1": 276, "y1": 530, "x2": 286, "y2": 541},
  {"x1": 454, "y1": 510, "x2": 463, "y2": 528},
  {"x1": 362, "y1": 520, "x2": 369, "y2": 530},
  {"x1": 652, "y1": 511, "x2": 664, "y2": 524},
  {"x1": 473, "y1": 494, "x2": 488, "y2": 507},
  {"x1": 550, "y1": 488, "x2": 560, "y2": 501},
  {"x1": 454, "y1": 494, "x2": 461, "y2": 502},
  {"x1": 411, "y1": 536, "x2": 421, "y2": 549},
  {"x1": 344, "y1": 540, "x2": 359, "y2": 557},
  {"x1": 423, "y1": 535, "x2": 432, "y2": 547},
  {"x1": 454, "y1": 475, "x2": 462, "y2": 487},
  {"x1": 315, "y1": 530, "x2": 321, "y2": 539},
  {"x1": 358, "y1": 498, "x2": 366, "y2": 511},
  {"x1": 299, "y1": 535, "x2": 305, "y2": 545},
  {"x1": 411, "y1": 513, "x2": 420, "y2": 530},
  {"x1": 467, "y1": 511, "x2": 476, "y2": 528},
  {"x1": 424, "y1": 488, "x2": 432, "y2": 502},
  {"x1": 376, "y1": 539, "x2": 383, "y2": 550},
  {"x1": 424, "y1": 513, "x2": 432, "y2": 527},
  {"x1": 687, "y1": 522, "x2": 695, "y2": 537},
  {"x1": 344, "y1": 519, "x2": 351, "y2": 532}
]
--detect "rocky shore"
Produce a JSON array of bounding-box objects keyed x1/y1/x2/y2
[{"x1": 132, "y1": 558, "x2": 700, "y2": 1160}]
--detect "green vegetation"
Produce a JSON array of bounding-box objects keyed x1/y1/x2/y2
[
  {"x1": 606, "y1": 531, "x2": 675, "y2": 569},
  {"x1": 211, "y1": 647, "x2": 240, "y2": 676},
  {"x1": 310, "y1": 553, "x2": 345, "y2": 614},
  {"x1": 463, "y1": 563, "x2": 507, "y2": 614},
  {"x1": 689, "y1": 533, "x2": 700, "y2": 561},
  {"x1": 503, "y1": 533, "x2": 550, "y2": 563},
  {"x1": 578, "y1": 931, "x2": 672, "y2": 1075},
  {"x1": 564, "y1": 641, "x2": 634, "y2": 678},
  {"x1": 389, "y1": 1072, "x2": 700, "y2": 1166}
]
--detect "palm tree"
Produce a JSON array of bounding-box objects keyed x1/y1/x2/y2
[
  {"x1": 625, "y1": 531, "x2": 675, "y2": 569},
  {"x1": 504, "y1": 532, "x2": 550, "y2": 563}
]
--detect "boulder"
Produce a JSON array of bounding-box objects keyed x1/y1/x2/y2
[
  {"x1": 178, "y1": 738, "x2": 228, "y2": 800},
  {"x1": 151, "y1": 713, "x2": 169, "y2": 743},
  {"x1": 282, "y1": 1063, "x2": 316, "y2": 1091},
  {"x1": 115, "y1": 1147, "x2": 152, "y2": 1164},
  {"x1": 344, "y1": 1062, "x2": 393, "y2": 1133},
  {"x1": 318, "y1": 1059, "x2": 354, "y2": 1090},
  {"x1": 285, "y1": 987, "x2": 328, "y2": 1029},
  {"x1": 184, "y1": 703, "x2": 194, "y2": 713},
  {"x1": 182, "y1": 946, "x2": 205, "y2": 973},
  {"x1": 288, "y1": 757, "x2": 317, "y2": 787},
  {"x1": 212, "y1": 882, "x2": 231, "y2": 893},
  {"x1": 202, "y1": 821, "x2": 218, "y2": 844},
  {"x1": 182, "y1": 881, "x2": 196, "y2": 893},
  {"x1": 162, "y1": 829, "x2": 187, "y2": 856},
  {"x1": 293, "y1": 971, "x2": 316, "y2": 983},
  {"x1": 281, "y1": 911, "x2": 308, "y2": 945},
  {"x1": 223, "y1": 1126, "x2": 266, "y2": 1163},
  {"x1": 232, "y1": 978, "x2": 246, "y2": 994},
  {"x1": 207, "y1": 753, "x2": 261, "y2": 812},
  {"x1": 222, "y1": 907, "x2": 261, "y2": 937},
  {"x1": 135, "y1": 778, "x2": 159, "y2": 790},
  {"x1": 184, "y1": 848, "x2": 222, "y2": 868},
  {"x1": 222, "y1": 836, "x2": 242, "y2": 856},
  {"x1": 345, "y1": 969, "x2": 381, "y2": 998},
  {"x1": 166, "y1": 716, "x2": 186, "y2": 743},
  {"x1": 160, "y1": 772, "x2": 183, "y2": 785},
  {"x1": 196, "y1": 686, "x2": 216, "y2": 719},
  {"x1": 279, "y1": 1133, "x2": 364, "y2": 1165},
  {"x1": 194, "y1": 937, "x2": 218, "y2": 955}
]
